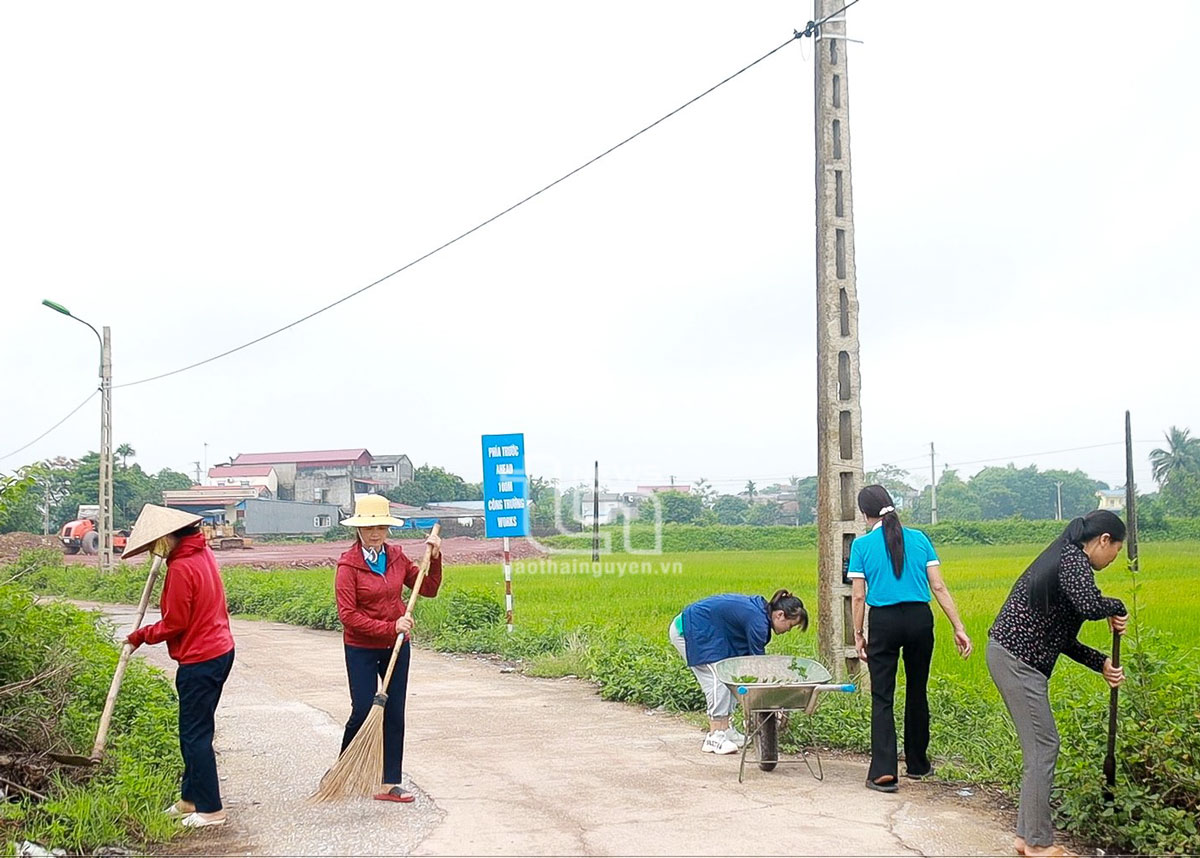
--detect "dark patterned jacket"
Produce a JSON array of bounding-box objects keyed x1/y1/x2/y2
[{"x1": 989, "y1": 542, "x2": 1125, "y2": 677}]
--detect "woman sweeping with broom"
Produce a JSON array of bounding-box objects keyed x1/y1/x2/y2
[{"x1": 329, "y1": 495, "x2": 442, "y2": 803}]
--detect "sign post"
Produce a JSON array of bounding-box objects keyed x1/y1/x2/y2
[{"x1": 482, "y1": 433, "x2": 529, "y2": 633}]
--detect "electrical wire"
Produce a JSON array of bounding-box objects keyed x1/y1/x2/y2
[
  {"x1": 5, "y1": 2, "x2": 866, "y2": 461},
  {"x1": 115, "y1": 3, "x2": 861, "y2": 390},
  {"x1": 945, "y1": 440, "x2": 1159, "y2": 469},
  {"x1": 0, "y1": 389, "x2": 98, "y2": 465}
]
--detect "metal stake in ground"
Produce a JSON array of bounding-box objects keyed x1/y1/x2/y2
[
  {"x1": 1103, "y1": 410, "x2": 1139, "y2": 801},
  {"x1": 311, "y1": 523, "x2": 440, "y2": 802}
]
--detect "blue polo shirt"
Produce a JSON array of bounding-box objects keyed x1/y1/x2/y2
[{"x1": 847, "y1": 522, "x2": 938, "y2": 607}]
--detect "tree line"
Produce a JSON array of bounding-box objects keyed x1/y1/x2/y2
[
  {"x1": 4, "y1": 426, "x2": 1195, "y2": 535},
  {"x1": 0, "y1": 447, "x2": 194, "y2": 534}
]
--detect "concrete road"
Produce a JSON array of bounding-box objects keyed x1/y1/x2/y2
[{"x1": 85, "y1": 603, "x2": 1019, "y2": 856}]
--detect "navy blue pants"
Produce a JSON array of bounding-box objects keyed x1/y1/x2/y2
[
  {"x1": 176, "y1": 648, "x2": 234, "y2": 813},
  {"x1": 342, "y1": 642, "x2": 411, "y2": 785},
  {"x1": 866, "y1": 602, "x2": 934, "y2": 781}
]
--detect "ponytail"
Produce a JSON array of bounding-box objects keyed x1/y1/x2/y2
[
  {"x1": 1025, "y1": 509, "x2": 1126, "y2": 613},
  {"x1": 768, "y1": 589, "x2": 809, "y2": 632},
  {"x1": 1062, "y1": 510, "x2": 1126, "y2": 547},
  {"x1": 858, "y1": 484, "x2": 905, "y2": 579}
]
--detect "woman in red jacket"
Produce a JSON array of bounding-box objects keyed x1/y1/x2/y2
[
  {"x1": 124, "y1": 505, "x2": 235, "y2": 829},
  {"x1": 335, "y1": 495, "x2": 442, "y2": 803}
]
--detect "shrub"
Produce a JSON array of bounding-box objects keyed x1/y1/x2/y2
[
  {"x1": 1054, "y1": 630, "x2": 1200, "y2": 854},
  {"x1": 582, "y1": 630, "x2": 703, "y2": 711},
  {"x1": 439, "y1": 589, "x2": 505, "y2": 633},
  {"x1": 0, "y1": 583, "x2": 180, "y2": 852}
]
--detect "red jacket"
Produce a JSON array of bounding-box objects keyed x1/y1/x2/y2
[
  {"x1": 129, "y1": 533, "x2": 234, "y2": 664},
  {"x1": 335, "y1": 541, "x2": 442, "y2": 649}
]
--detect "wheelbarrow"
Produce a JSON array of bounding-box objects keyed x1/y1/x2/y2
[{"x1": 712, "y1": 655, "x2": 855, "y2": 783}]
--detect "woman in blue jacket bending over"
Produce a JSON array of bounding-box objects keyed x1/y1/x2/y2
[{"x1": 669, "y1": 589, "x2": 808, "y2": 754}]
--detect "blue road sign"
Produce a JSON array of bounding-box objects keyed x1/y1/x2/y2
[{"x1": 481, "y1": 433, "x2": 529, "y2": 538}]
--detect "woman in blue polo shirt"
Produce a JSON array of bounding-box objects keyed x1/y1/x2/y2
[
  {"x1": 669, "y1": 589, "x2": 808, "y2": 754},
  {"x1": 849, "y1": 485, "x2": 972, "y2": 792}
]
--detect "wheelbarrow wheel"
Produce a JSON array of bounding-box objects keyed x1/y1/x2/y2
[{"x1": 757, "y1": 712, "x2": 778, "y2": 771}]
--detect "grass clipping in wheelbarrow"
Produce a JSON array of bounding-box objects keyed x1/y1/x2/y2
[{"x1": 730, "y1": 657, "x2": 814, "y2": 685}]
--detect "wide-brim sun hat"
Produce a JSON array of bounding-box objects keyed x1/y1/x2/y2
[
  {"x1": 340, "y1": 494, "x2": 406, "y2": 528},
  {"x1": 123, "y1": 504, "x2": 203, "y2": 559}
]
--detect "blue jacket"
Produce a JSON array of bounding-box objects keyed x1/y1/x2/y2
[{"x1": 680, "y1": 594, "x2": 771, "y2": 667}]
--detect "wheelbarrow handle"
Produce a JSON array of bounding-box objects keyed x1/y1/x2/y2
[{"x1": 735, "y1": 683, "x2": 856, "y2": 695}]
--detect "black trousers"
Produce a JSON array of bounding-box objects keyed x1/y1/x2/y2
[
  {"x1": 866, "y1": 602, "x2": 934, "y2": 781},
  {"x1": 176, "y1": 648, "x2": 234, "y2": 813},
  {"x1": 342, "y1": 642, "x2": 411, "y2": 785}
]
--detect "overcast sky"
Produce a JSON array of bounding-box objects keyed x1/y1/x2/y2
[{"x1": 2, "y1": 1, "x2": 1197, "y2": 495}]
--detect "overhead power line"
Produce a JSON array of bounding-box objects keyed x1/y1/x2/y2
[
  {"x1": 5, "y1": 2, "x2": 865, "y2": 460},
  {"x1": 115, "y1": 4, "x2": 860, "y2": 390},
  {"x1": 0, "y1": 389, "x2": 98, "y2": 465},
  {"x1": 946, "y1": 440, "x2": 1159, "y2": 469}
]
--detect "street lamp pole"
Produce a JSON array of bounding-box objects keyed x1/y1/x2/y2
[{"x1": 42, "y1": 300, "x2": 115, "y2": 572}]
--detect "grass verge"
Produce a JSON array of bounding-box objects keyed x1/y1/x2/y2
[{"x1": 0, "y1": 577, "x2": 181, "y2": 853}]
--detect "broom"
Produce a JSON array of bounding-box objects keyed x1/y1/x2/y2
[{"x1": 311, "y1": 523, "x2": 440, "y2": 801}]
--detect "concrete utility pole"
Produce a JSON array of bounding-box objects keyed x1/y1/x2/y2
[
  {"x1": 98, "y1": 327, "x2": 114, "y2": 572},
  {"x1": 41, "y1": 301, "x2": 114, "y2": 571},
  {"x1": 814, "y1": 0, "x2": 863, "y2": 679},
  {"x1": 930, "y1": 442, "x2": 939, "y2": 525},
  {"x1": 1054, "y1": 481, "x2": 1063, "y2": 520}
]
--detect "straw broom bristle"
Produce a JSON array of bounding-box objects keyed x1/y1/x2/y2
[{"x1": 310, "y1": 703, "x2": 386, "y2": 802}]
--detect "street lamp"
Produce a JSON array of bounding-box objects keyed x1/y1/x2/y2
[{"x1": 42, "y1": 299, "x2": 114, "y2": 572}]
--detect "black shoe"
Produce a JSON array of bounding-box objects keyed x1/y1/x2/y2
[
  {"x1": 865, "y1": 776, "x2": 899, "y2": 793},
  {"x1": 904, "y1": 768, "x2": 935, "y2": 780}
]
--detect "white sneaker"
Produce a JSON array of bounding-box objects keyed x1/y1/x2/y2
[
  {"x1": 724, "y1": 725, "x2": 747, "y2": 748},
  {"x1": 701, "y1": 730, "x2": 739, "y2": 755},
  {"x1": 181, "y1": 812, "x2": 227, "y2": 828}
]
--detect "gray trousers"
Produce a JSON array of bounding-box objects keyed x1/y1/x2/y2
[
  {"x1": 668, "y1": 623, "x2": 736, "y2": 719},
  {"x1": 986, "y1": 640, "x2": 1059, "y2": 848}
]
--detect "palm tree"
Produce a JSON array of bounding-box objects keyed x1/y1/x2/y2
[
  {"x1": 1149, "y1": 427, "x2": 1200, "y2": 488},
  {"x1": 115, "y1": 443, "x2": 136, "y2": 469},
  {"x1": 745, "y1": 480, "x2": 758, "y2": 504}
]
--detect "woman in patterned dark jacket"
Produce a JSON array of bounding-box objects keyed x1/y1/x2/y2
[{"x1": 986, "y1": 510, "x2": 1128, "y2": 857}]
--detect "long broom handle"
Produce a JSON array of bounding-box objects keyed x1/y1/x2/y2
[
  {"x1": 91, "y1": 554, "x2": 164, "y2": 759},
  {"x1": 378, "y1": 523, "x2": 440, "y2": 693}
]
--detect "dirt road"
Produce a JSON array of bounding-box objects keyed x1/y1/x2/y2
[{"x1": 85, "y1": 602, "x2": 1019, "y2": 856}]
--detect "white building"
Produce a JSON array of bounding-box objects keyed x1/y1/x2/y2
[{"x1": 1096, "y1": 489, "x2": 1125, "y2": 511}]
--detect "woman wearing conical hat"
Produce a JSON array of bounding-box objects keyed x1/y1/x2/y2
[
  {"x1": 123, "y1": 504, "x2": 235, "y2": 828},
  {"x1": 335, "y1": 494, "x2": 442, "y2": 803}
]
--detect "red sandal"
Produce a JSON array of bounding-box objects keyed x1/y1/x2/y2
[{"x1": 373, "y1": 786, "x2": 415, "y2": 803}]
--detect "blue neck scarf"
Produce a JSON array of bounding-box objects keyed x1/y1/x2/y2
[{"x1": 363, "y1": 545, "x2": 387, "y2": 576}]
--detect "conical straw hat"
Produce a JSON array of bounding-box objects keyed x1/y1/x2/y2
[
  {"x1": 123, "y1": 504, "x2": 203, "y2": 559},
  {"x1": 340, "y1": 494, "x2": 405, "y2": 527}
]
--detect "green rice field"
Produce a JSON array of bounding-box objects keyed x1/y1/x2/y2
[{"x1": 432, "y1": 541, "x2": 1198, "y2": 681}]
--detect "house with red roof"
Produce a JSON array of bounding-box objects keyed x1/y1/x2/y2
[{"x1": 228, "y1": 449, "x2": 412, "y2": 512}]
